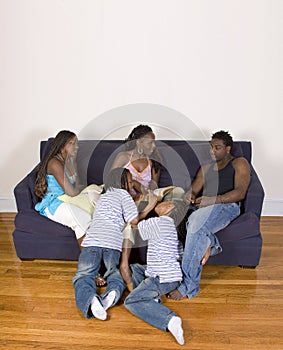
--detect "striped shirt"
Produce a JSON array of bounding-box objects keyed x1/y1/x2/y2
[
  {"x1": 82, "y1": 188, "x2": 138, "y2": 251},
  {"x1": 138, "y1": 216, "x2": 183, "y2": 283}
]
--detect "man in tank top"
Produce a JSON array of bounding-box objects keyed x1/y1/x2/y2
[{"x1": 167, "y1": 130, "x2": 251, "y2": 300}]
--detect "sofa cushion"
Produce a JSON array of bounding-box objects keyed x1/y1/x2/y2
[
  {"x1": 14, "y1": 210, "x2": 76, "y2": 238},
  {"x1": 157, "y1": 141, "x2": 201, "y2": 189},
  {"x1": 216, "y1": 212, "x2": 260, "y2": 243},
  {"x1": 86, "y1": 140, "x2": 123, "y2": 185},
  {"x1": 231, "y1": 142, "x2": 244, "y2": 158}
]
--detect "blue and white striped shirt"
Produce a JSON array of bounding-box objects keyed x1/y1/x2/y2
[
  {"x1": 138, "y1": 216, "x2": 183, "y2": 283},
  {"x1": 82, "y1": 188, "x2": 138, "y2": 251}
]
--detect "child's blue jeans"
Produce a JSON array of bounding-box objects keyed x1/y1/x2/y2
[
  {"x1": 73, "y1": 246, "x2": 126, "y2": 318},
  {"x1": 125, "y1": 264, "x2": 180, "y2": 331}
]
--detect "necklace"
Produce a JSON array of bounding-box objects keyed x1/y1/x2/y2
[
  {"x1": 55, "y1": 154, "x2": 65, "y2": 163},
  {"x1": 65, "y1": 157, "x2": 77, "y2": 185}
]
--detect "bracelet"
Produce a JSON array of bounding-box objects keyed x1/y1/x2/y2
[{"x1": 219, "y1": 195, "x2": 225, "y2": 204}]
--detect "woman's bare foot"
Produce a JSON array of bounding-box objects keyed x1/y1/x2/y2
[
  {"x1": 167, "y1": 289, "x2": 185, "y2": 300},
  {"x1": 94, "y1": 274, "x2": 107, "y2": 287}
]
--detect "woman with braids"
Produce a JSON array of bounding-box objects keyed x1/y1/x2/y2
[
  {"x1": 34, "y1": 130, "x2": 92, "y2": 246},
  {"x1": 110, "y1": 125, "x2": 161, "y2": 289},
  {"x1": 111, "y1": 124, "x2": 162, "y2": 199},
  {"x1": 111, "y1": 124, "x2": 185, "y2": 290}
]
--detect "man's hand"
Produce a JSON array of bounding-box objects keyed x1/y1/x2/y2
[
  {"x1": 184, "y1": 190, "x2": 194, "y2": 204},
  {"x1": 195, "y1": 196, "x2": 216, "y2": 208}
]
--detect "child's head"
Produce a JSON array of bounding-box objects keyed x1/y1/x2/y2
[
  {"x1": 104, "y1": 167, "x2": 133, "y2": 193},
  {"x1": 155, "y1": 200, "x2": 188, "y2": 226}
]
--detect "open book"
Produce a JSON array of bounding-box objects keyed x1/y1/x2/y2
[{"x1": 153, "y1": 186, "x2": 175, "y2": 202}]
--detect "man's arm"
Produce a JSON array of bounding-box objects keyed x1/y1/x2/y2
[
  {"x1": 195, "y1": 157, "x2": 251, "y2": 208},
  {"x1": 185, "y1": 165, "x2": 206, "y2": 203},
  {"x1": 219, "y1": 157, "x2": 251, "y2": 203}
]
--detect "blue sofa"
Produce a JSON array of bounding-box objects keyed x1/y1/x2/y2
[{"x1": 12, "y1": 138, "x2": 264, "y2": 267}]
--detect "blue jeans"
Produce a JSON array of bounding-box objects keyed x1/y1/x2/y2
[
  {"x1": 73, "y1": 246, "x2": 126, "y2": 319},
  {"x1": 178, "y1": 203, "x2": 240, "y2": 299},
  {"x1": 125, "y1": 264, "x2": 180, "y2": 331}
]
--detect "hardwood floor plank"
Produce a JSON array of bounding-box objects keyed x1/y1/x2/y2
[{"x1": 1, "y1": 214, "x2": 283, "y2": 349}]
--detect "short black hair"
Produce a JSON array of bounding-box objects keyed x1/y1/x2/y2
[{"x1": 211, "y1": 130, "x2": 233, "y2": 148}]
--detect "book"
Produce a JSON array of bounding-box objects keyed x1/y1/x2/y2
[{"x1": 153, "y1": 186, "x2": 175, "y2": 202}]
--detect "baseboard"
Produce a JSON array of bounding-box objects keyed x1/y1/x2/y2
[
  {"x1": 0, "y1": 197, "x2": 17, "y2": 212},
  {"x1": 1, "y1": 196, "x2": 283, "y2": 216},
  {"x1": 261, "y1": 199, "x2": 283, "y2": 216}
]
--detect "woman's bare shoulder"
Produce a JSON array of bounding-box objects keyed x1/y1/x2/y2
[
  {"x1": 47, "y1": 157, "x2": 64, "y2": 174},
  {"x1": 112, "y1": 150, "x2": 132, "y2": 168}
]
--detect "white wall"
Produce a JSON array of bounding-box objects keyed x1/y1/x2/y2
[{"x1": 0, "y1": 0, "x2": 282, "y2": 215}]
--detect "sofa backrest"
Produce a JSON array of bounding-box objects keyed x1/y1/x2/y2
[{"x1": 40, "y1": 139, "x2": 250, "y2": 191}]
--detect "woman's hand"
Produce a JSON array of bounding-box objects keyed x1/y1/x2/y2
[
  {"x1": 140, "y1": 184, "x2": 149, "y2": 195},
  {"x1": 148, "y1": 180, "x2": 158, "y2": 191},
  {"x1": 140, "y1": 180, "x2": 158, "y2": 195}
]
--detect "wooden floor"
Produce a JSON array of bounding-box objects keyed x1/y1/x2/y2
[{"x1": 0, "y1": 214, "x2": 283, "y2": 350}]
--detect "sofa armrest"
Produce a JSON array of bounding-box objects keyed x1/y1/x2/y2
[
  {"x1": 242, "y1": 166, "x2": 265, "y2": 218},
  {"x1": 14, "y1": 165, "x2": 39, "y2": 212},
  {"x1": 14, "y1": 175, "x2": 33, "y2": 211}
]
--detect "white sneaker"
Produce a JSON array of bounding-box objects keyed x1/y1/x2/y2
[{"x1": 91, "y1": 296, "x2": 107, "y2": 320}]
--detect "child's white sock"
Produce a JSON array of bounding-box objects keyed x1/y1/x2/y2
[
  {"x1": 91, "y1": 295, "x2": 107, "y2": 320},
  {"x1": 101, "y1": 290, "x2": 116, "y2": 310},
  {"x1": 168, "y1": 316, "x2": 185, "y2": 345}
]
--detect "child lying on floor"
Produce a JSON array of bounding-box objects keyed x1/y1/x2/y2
[{"x1": 124, "y1": 199, "x2": 188, "y2": 345}]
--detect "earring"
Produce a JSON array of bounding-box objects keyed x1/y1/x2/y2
[{"x1": 138, "y1": 147, "x2": 143, "y2": 156}]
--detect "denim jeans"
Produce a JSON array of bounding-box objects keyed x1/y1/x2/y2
[
  {"x1": 125, "y1": 264, "x2": 180, "y2": 331},
  {"x1": 178, "y1": 203, "x2": 240, "y2": 299},
  {"x1": 73, "y1": 246, "x2": 126, "y2": 319}
]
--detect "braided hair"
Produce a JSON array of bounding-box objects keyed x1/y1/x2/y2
[
  {"x1": 103, "y1": 167, "x2": 131, "y2": 193},
  {"x1": 124, "y1": 124, "x2": 162, "y2": 173},
  {"x1": 35, "y1": 130, "x2": 76, "y2": 199},
  {"x1": 124, "y1": 124, "x2": 153, "y2": 149}
]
